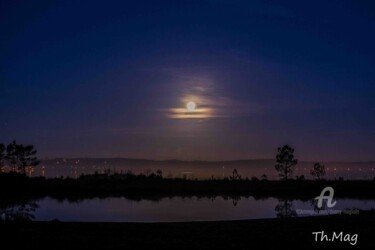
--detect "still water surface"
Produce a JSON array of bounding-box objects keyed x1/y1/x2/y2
[{"x1": 27, "y1": 197, "x2": 375, "y2": 222}]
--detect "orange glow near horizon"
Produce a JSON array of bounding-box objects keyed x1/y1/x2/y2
[{"x1": 167, "y1": 107, "x2": 213, "y2": 119}]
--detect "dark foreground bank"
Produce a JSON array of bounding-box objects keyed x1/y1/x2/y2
[{"x1": 1, "y1": 211, "x2": 374, "y2": 249}]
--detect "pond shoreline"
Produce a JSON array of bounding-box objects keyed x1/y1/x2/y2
[{"x1": 1, "y1": 172, "x2": 375, "y2": 201}]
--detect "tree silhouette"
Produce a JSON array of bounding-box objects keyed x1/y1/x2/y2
[
  {"x1": 310, "y1": 162, "x2": 326, "y2": 180},
  {"x1": 5, "y1": 141, "x2": 40, "y2": 175},
  {"x1": 275, "y1": 145, "x2": 298, "y2": 181},
  {"x1": 0, "y1": 143, "x2": 5, "y2": 173}
]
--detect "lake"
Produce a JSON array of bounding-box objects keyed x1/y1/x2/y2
[{"x1": 4, "y1": 197, "x2": 375, "y2": 222}]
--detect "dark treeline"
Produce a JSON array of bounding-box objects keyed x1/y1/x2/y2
[{"x1": 1, "y1": 171, "x2": 375, "y2": 202}]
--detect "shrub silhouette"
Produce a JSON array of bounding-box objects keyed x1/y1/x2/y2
[{"x1": 230, "y1": 169, "x2": 241, "y2": 180}]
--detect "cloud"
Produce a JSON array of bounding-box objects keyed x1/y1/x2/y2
[
  {"x1": 166, "y1": 107, "x2": 214, "y2": 119},
  {"x1": 157, "y1": 69, "x2": 263, "y2": 119},
  {"x1": 165, "y1": 93, "x2": 262, "y2": 119}
]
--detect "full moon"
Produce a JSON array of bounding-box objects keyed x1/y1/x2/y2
[{"x1": 186, "y1": 101, "x2": 196, "y2": 112}]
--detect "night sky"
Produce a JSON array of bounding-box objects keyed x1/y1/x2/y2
[{"x1": 1, "y1": 0, "x2": 374, "y2": 161}]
